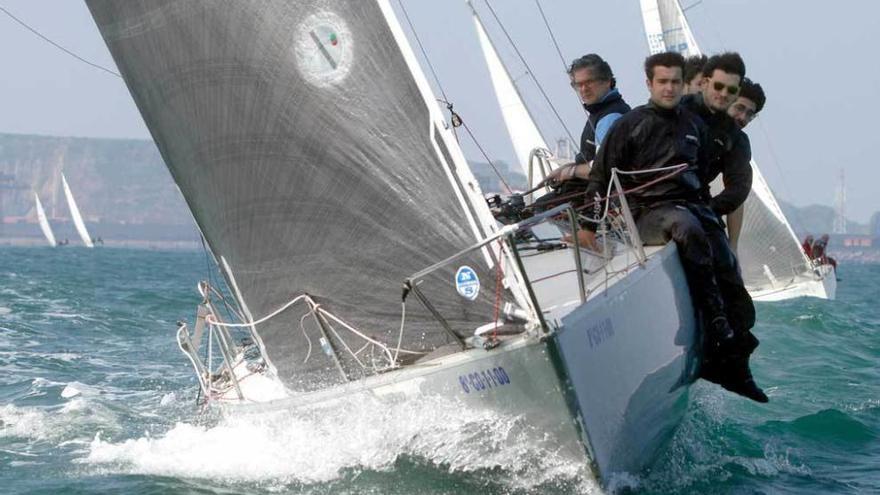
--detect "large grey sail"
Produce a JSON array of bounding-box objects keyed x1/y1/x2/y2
[{"x1": 86, "y1": 0, "x2": 522, "y2": 391}]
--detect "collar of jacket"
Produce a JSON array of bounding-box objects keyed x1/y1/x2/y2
[
  {"x1": 646, "y1": 99, "x2": 681, "y2": 118},
  {"x1": 583, "y1": 88, "x2": 623, "y2": 114}
]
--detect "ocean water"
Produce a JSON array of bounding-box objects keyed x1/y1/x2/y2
[{"x1": 0, "y1": 246, "x2": 877, "y2": 494}]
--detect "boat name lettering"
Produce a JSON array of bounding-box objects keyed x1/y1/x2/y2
[
  {"x1": 586, "y1": 318, "x2": 614, "y2": 349},
  {"x1": 458, "y1": 366, "x2": 510, "y2": 393}
]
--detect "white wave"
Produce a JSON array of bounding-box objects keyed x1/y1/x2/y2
[
  {"x1": 85, "y1": 394, "x2": 594, "y2": 491},
  {"x1": 0, "y1": 404, "x2": 53, "y2": 441},
  {"x1": 0, "y1": 306, "x2": 11, "y2": 316},
  {"x1": 61, "y1": 384, "x2": 83, "y2": 399}
]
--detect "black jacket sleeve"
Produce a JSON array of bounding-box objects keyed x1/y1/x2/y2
[
  {"x1": 583, "y1": 116, "x2": 629, "y2": 231},
  {"x1": 710, "y1": 130, "x2": 753, "y2": 215}
]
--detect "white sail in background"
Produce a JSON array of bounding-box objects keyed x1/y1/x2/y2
[
  {"x1": 34, "y1": 192, "x2": 57, "y2": 247},
  {"x1": 639, "y1": 0, "x2": 701, "y2": 57},
  {"x1": 61, "y1": 173, "x2": 94, "y2": 248},
  {"x1": 469, "y1": 1, "x2": 549, "y2": 185},
  {"x1": 637, "y1": 0, "x2": 820, "y2": 297}
]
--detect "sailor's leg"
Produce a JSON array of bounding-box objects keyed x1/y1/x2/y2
[
  {"x1": 637, "y1": 204, "x2": 727, "y2": 324},
  {"x1": 702, "y1": 226, "x2": 767, "y2": 402}
]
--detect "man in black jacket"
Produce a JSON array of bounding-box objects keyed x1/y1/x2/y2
[
  {"x1": 682, "y1": 53, "x2": 753, "y2": 222},
  {"x1": 579, "y1": 52, "x2": 768, "y2": 403}
]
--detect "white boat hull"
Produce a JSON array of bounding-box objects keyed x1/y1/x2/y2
[
  {"x1": 220, "y1": 243, "x2": 698, "y2": 483},
  {"x1": 749, "y1": 264, "x2": 837, "y2": 302}
]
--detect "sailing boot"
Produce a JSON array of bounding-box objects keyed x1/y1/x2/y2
[{"x1": 719, "y1": 357, "x2": 769, "y2": 403}]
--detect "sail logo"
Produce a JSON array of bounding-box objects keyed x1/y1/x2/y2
[
  {"x1": 455, "y1": 266, "x2": 480, "y2": 301},
  {"x1": 294, "y1": 12, "x2": 353, "y2": 87}
]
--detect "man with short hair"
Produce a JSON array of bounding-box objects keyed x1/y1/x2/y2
[
  {"x1": 539, "y1": 54, "x2": 630, "y2": 192},
  {"x1": 684, "y1": 54, "x2": 708, "y2": 94},
  {"x1": 683, "y1": 52, "x2": 753, "y2": 220},
  {"x1": 680, "y1": 53, "x2": 766, "y2": 400},
  {"x1": 578, "y1": 52, "x2": 768, "y2": 402},
  {"x1": 728, "y1": 77, "x2": 765, "y2": 130}
]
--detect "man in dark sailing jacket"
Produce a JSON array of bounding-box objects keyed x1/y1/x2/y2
[
  {"x1": 679, "y1": 54, "x2": 764, "y2": 399},
  {"x1": 538, "y1": 54, "x2": 630, "y2": 204},
  {"x1": 578, "y1": 51, "x2": 768, "y2": 403},
  {"x1": 682, "y1": 53, "x2": 753, "y2": 226}
]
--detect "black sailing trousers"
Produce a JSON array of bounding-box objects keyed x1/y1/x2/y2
[{"x1": 635, "y1": 201, "x2": 759, "y2": 360}]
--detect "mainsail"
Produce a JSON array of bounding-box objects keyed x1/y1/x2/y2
[
  {"x1": 637, "y1": 0, "x2": 813, "y2": 291},
  {"x1": 61, "y1": 173, "x2": 94, "y2": 248},
  {"x1": 34, "y1": 192, "x2": 57, "y2": 247},
  {"x1": 87, "y1": 0, "x2": 531, "y2": 391},
  {"x1": 468, "y1": 1, "x2": 549, "y2": 186}
]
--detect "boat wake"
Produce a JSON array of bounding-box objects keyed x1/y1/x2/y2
[{"x1": 83, "y1": 394, "x2": 598, "y2": 493}]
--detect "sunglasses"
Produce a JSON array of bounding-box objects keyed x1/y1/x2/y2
[{"x1": 712, "y1": 81, "x2": 740, "y2": 95}]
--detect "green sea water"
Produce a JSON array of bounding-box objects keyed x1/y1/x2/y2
[{"x1": 1, "y1": 246, "x2": 877, "y2": 494}]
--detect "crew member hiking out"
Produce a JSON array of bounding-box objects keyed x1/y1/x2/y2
[
  {"x1": 537, "y1": 54, "x2": 630, "y2": 208},
  {"x1": 576, "y1": 51, "x2": 768, "y2": 403},
  {"x1": 682, "y1": 52, "x2": 753, "y2": 254}
]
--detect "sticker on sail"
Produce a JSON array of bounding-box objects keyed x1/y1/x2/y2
[
  {"x1": 455, "y1": 266, "x2": 480, "y2": 301},
  {"x1": 294, "y1": 12, "x2": 353, "y2": 87}
]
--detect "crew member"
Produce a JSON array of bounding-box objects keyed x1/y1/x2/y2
[
  {"x1": 578, "y1": 51, "x2": 768, "y2": 403},
  {"x1": 684, "y1": 54, "x2": 708, "y2": 94},
  {"x1": 538, "y1": 54, "x2": 630, "y2": 199}
]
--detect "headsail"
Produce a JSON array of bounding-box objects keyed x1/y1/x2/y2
[
  {"x1": 87, "y1": 0, "x2": 532, "y2": 391},
  {"x1": 468, "y1": 1, "x2": 550, "y2": 187},
  {"x1": 638, "y1": 0, "x2": 813, "y2": 291},
  {"x1": 639, "y1": 0, "x2": 701, "y2": 56},
  {"x1": 61, "y1": 173, "x2": 94, "y2": 248},
  {"x1": 34, "y1": 192, "x2": 57, "y2": 247}
]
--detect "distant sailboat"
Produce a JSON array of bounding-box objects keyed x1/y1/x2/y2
[
  {"x1": 34, "y1": 192, "x2": 57, "y2": 247},
  {"x1": 61, "y1": 173, "x2": 94, "y2": 248},
  {"x1": 637, "y1": 0, "x2": 836, "y2": 301}
]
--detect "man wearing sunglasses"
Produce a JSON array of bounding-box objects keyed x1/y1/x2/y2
[
  {"x1": 683, "y1": 53, "x2": 753, "y2": 220},
  {"x1": 681, "y1": 53, "x2": 766, "y2": 402}
]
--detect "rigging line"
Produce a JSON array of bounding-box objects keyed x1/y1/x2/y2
[
  {"x1": 397, "y1": 1, "x2": 514, "y2": 191},
  {"x1": 482, "y1": 0, "x2": 576, "y2": 144},
  {"x1": 459, "y1": 120, "x2": 513, "y2": 193},
  {"x1": 0, "y1": 5, "x2": 121, "y2": 78},
  {"x1": 754, "y1": 116, "x2": 809, "y2": 230},
  {"x1": 395, "y1": 0, "x2": 449, "y2": 102},
  {"x1": 533, "y1": 0, "x2": 567, "y2": 72}
]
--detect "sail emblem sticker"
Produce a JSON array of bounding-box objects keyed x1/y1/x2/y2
[
  {"x1": 455, "y1": 266, "x2": 480, "y2": 301},
  {"x1": 294, "y1": 12, "x2": 353, "y2": 87}
]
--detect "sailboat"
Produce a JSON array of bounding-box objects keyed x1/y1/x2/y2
[
  {"x1": 34, "y1": 192, "x2": 57, "y2": 247},
  {"x1": 638, "y1": 0, "x2": 836, "y2": 301},
  {"x1": 61, "y1": 173, "x2": 94, "y2": 248},
  {"x1": 88, "y1": 0, "x2": 701, "y2": 484}
]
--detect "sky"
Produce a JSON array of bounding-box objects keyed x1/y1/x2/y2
[{"x1": 1, "y1": 1, "x2": 878, "y2": 222}]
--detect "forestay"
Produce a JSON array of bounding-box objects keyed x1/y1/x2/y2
[{"x1": 87, "y1": 0, "x2": 532, "y2": 391}]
